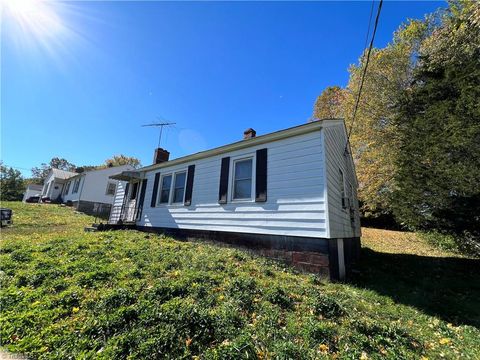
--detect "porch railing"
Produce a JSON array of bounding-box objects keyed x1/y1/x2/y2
[{"x1": 108, "y1": 203, "x2": 142, "y2": 224}]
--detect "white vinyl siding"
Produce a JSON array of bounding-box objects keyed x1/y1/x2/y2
[
  {"x1": 139, "y1": 130, "x2": 328, "y2": 238},
  {"x1": 108, "y1": 181, "x2": 127, "y2": 224},
  {"x1": 324, "y1": 125, "x2": 361, "y2": 238},
  {"x1": 63, "y1": 165, "x2": 133, "y2": 205}
]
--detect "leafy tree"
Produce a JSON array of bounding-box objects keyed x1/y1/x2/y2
[
  {"x1": 104, "y1": 155, "x2": 141, "y2": 169},
  {"x1": 31, "y1": 158, "x2": 76, "y2": 183},
  {"x1": 312, "y1": 86, "x2": 346, "y2": 120},
  {"x1": 392, "y1": 1, "x2": 480, "y2": 243},
  {"x1": 0, "y1": 163, "x2": 25, "y2": 201},
  {"x1": 338, "y1": 17, "x2": 434, "y2": 217}
]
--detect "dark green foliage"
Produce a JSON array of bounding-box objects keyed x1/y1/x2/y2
[
  {"x1": 392, "y1": 2, "x2": 480, "y2": 250},
  {"x1": 0, "y1": 164, "x2": 25, "y2": 201},
  {"x1": 308, "y1": 290, "x2": 345, "y2": 319}
]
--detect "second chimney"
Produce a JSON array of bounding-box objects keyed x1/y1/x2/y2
[
  {"x1": 153, "y1": 148, "x2": 170, "y2": 164},
  {"x1": 243, "y1": 128, "x2": 256, "y2": 140}
]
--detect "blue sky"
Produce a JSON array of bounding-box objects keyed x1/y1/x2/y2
[{"x1": 1, "y1": 1, "x2": 444, "y2": 176}]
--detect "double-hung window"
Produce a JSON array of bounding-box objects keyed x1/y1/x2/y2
[
  {"x1": 159, "y1": 175, "x2": 172, "y2": 204},
  {"x1": 72, "y1": 179, "x2": 80, "y2": 194},
  {"x1": 339, "y1": 169, "x2": 347, "y2": 209},
  {"x1": 233, "y1": 158, "x2": 253, "y2": 200},
  {"x1": 64, "y1": 181, "x2": 71, "y2": 195},
  {"x1": 172, "y1": 172, "x2": 186, "y2": 203},
  {"x1": 158, "y1": 171, "x2": 186, "y2": 204}
]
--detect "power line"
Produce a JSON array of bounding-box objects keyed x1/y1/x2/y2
[
  {"x1": 346, "y1": 0, "x2": 384, "y2": 146},
  {"x1": 2, "y1": 164, "x2": 32, "y2": 172},
  {"x1": 362, "y1": 0, "x2": 376, "y2": 60}
]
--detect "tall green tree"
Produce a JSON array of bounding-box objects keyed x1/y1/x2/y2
[
  {"x1": 312, "y1": 86, "x2": 346, "y2": 120},
  {"x1": 104, "y1": 155, "x2": 141, "y2": 168},
  {"x1": 339, "y1": 18, "x2": 434, "y2": 216},
  {"x1": 392, "y1": 1, "x2": 480, "y2": 241},
  {"x1": 0, "y1": 163, "x2": 25, "y2": 201}
]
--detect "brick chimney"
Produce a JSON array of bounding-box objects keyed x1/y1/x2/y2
[
  {"x1": 243, "y1": 128, "x2": 256, "y2": 140},
  {"x1": 153, "y1": 148, "x2": 170, "y2": 164}
]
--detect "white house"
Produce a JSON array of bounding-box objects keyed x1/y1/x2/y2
[
  {"x1": 41, "y1": 168, "x2": 77, "y2": 201},
  {"x1": 62, "y1": 165, "x2": 134, "y2": 218},
  {"x1": 108, "y1": 120, "x2": 360, "y2": 280},
  {"x1": 22, "y1": 184, "x2": 44, "y2": 202}
]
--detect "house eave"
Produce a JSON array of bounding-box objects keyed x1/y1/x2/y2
[{"x1": 109, "y1": 171, "x2": 143, "y2": 181}]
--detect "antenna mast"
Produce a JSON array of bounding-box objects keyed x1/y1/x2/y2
[{"x1": 142, "y1": 121, "x2": 176, "y2": 148}]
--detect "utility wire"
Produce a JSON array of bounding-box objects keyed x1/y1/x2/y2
[
  {"x1": 362, "y1": 0, "x2": 376, "y2": 60},
  {"x1": 346, "y1": 0, "x2": 384, "y2": 145}
]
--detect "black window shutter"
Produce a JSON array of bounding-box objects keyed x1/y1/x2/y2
[
  {"x1": 255, "y1": 148, "x2": 268, "y2": 202},
  {"x1": 137, "y1": 179, "x2": 148, "y2": 208},
  {"x1": 151, "y1": 172, "x2": 160, "y2": 208},
  {"x1": 218, "y1": 157, "x2": 230, "y2": 204},
  {"x1": 184, "y1": 165, "x2": 195, "y2": 206}
]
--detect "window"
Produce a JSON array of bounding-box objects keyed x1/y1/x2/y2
[
  {"x1": 172, "y1": 172, "x2": 186, "y2": 203},
  {"x1": 157, "y1": 171, "x2": 186, "y2": 205},
  {"x1": 105, "y1": 182, "x2": 116, "y2": 196},
  {"x1": 339, "y1": 169, "x2": 347, "y2": 208},
  {"x1": 72, "y1": 179, "x2": 80, "y2": 194},
  {"x1": 130, "y1": 182, "x2": 138, "y2": 200},
  {"x1": 233, "y1": 158, "x2": 253, "y2": 200},
  {"x1": 64, "y1": 181, "x2": 71, "y2": 195},
  {"x1": 159, "y1": 175, "x2": 172, "y2": 204}
]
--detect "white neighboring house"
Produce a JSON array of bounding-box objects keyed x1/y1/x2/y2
[
  {"x1": 62, "y1": 165, "x2": 134, "y2": 218},
  {"x1": 41, "y1": 168, "x2": 77, "y2": 202},
  {"x1": 22, "y1": 184, "x2": 44, "y2": 202},
  {"x1": 108, "y1": 120, "x2": 361, "y2": 280}
]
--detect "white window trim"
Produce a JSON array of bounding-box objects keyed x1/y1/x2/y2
[
  {"x1": 229, "y1": 154, "x2": 256, "y2": 203},
  {"x1": 157, "y1": 170, "x2": 187, "y2": 206}
]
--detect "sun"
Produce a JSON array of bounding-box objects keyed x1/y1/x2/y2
[{"x1": 2, "y1": 0, "x2": 65, "y2": 38}]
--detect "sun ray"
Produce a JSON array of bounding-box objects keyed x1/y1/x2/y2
[{"x1": 1, "y1": 0, "x2": 89, "y2": 70}]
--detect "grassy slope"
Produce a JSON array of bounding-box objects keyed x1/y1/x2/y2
[{"x1": 1, "y1": 202, "x2": 479, "y2": 359}]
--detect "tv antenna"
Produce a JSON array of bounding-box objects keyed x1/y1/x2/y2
[{"x1": 142, "y1": 121, "x2": 176, "y2": 148}]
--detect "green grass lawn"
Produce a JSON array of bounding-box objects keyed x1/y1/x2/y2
[{"x1": 1, "y1": 202, "x2": 479, "y2": 359}]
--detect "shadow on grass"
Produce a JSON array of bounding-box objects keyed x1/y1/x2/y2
[{"x1": 352, "y1": 248, "x2": 480, "y2": 328}]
